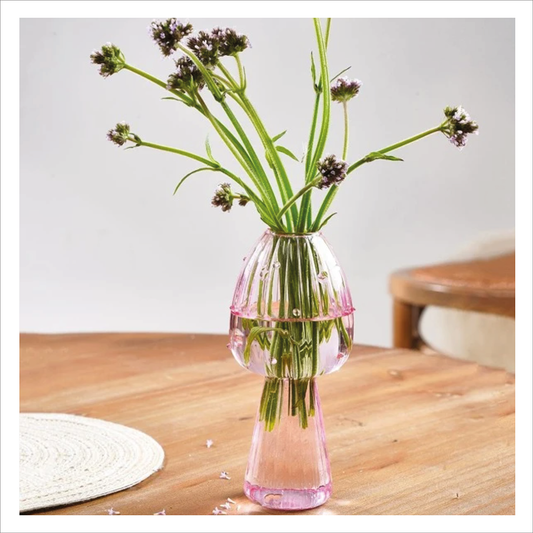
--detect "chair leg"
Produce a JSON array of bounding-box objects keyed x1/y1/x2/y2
[{"x1": 393, "y1": 300, "x2": 421, "y2": 349}]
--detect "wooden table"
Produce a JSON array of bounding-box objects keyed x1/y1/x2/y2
[{"x1": 20, "y1": 333, "x2": 515, "y2": 515}]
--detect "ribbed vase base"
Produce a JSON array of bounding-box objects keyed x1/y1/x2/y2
[{"x1": 244, "y1": 481, "x2": 332, "y2": 511}]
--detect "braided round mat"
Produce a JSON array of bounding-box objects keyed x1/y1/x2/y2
[{"x1": 20, "y1": 413, "x2": 165, "y2": 512}]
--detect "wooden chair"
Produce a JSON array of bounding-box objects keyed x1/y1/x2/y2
[{"x1": 389, "y1": 252, "x2": 515, "y2": 350}]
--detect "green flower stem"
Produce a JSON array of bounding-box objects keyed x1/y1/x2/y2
[
  {"x1": 123, "y1": 64, "x2": 194, "y2": 107},
  {"x1": 324, "y1": 18, "x2": 332, "y2": 48},
  {"x1": 214, "y1": 170, "x2": 282, "y2": 230},
  {"x1": 131, "y1": 137, "x2": 282, "y2": 230},
  {"x1": 176, "y1": 44, "x2": 282, "y2": 222},
  {"x1": 297, "y1": 19, "x2": 331, "y2": 233},
  {"x1": 309, "y1": 19, "x2": 331, "y2": 175},
  {"x1": 218, "y1": 101, "x2": 281, "y2": 215},
  {"x1": 133, "y1": 139, "x2": 217, "y2": 167},
  {"x1": 311, "y1": 124, "x2": 445, "y2": 231},
  {"x1": 276, "y1": 178, "x2": 321, "y2": 226},
  {"x1": 305, "y1": 93, "x2": 321, "y2": 179},
  {"x1": 195, "y1": 92, "x2": 281, "y2": 221},
  {"x1": 217, "y1": 63, "x2": 286, "y2": 207},
  {"x1": 246, "y1": 230, "x2": 352, "y2": 429},
  {"x1": 217, "y1": 62, "x2": 298, "y2": 231},
  {"x1": 235, "y1": 54, "x2": 246, "y2": 89},
  {"x1": 121, "y1": 61, "x2": 282, "y2": 228},
  {"x1": 242, "y1": 94, "x2": 298, "y2": 231},
  {"x1": 210, "y1": 72, "x2": 233, "y2": 88},
  {"x1": 305, "y1": 18, "x2": 331, "y2": 179},
  {"x1": 347, "y1": 125, "x2": 444, "y2": 174},
  {"x1": 342, "y1": 101, "x2": 349, "y2": 160},
  {"x1": 176, "y1": 44, "x2": 224, "y2": 101},
  {"x1": 123, "y1": 62, "x2": 259, "y2": 183},
  {"x1": 208, "y1": 74, "x2": 281, "y2": 216}
]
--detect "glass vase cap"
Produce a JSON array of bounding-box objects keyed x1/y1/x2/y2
[{"x1": 230, "y1": 230, "x2": 354, "y2": 321}]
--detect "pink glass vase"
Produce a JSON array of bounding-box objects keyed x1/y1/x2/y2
[{"x1": 229, "y1": 230, "x2": 354, "y2": 511}]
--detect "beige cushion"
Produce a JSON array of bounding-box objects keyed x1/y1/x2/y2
[{"x1": 420, "y1": 231, "x2": 515, "y2": 373}]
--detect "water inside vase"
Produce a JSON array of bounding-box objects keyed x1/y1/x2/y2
[{"x1": 229, "y1": 311, "x2": 354, "y2": 379}]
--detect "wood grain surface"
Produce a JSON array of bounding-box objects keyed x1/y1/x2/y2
[
  {"x1": 19, "y1": 333, "x2": 515, "y2": 515},
  {"x1": 389, "y1": 253, "x2": 515, "y2": 319}
]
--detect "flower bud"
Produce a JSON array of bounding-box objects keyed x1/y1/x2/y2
[
  {"x1": 90, "y1": 43, "x2": 125, "y2": 78},
  {"x1": 211, "y1": 183, "x2": 234, "y2": 212},
  {"x1": 330, "y1": 77, "x2": 362, "y2": 103},
  {"x1": 107, "y1": 122, "x2": 131, "y2": 146},
  {"x1": 149, "y1": 19, "x2": 193, "y2": 56},
  {"x1": 442, "y1": 105, "x2": 479, "y2": 150},
  {"x1": 316, "y1": 155, "x2": 348, "y2": 189},
  {"x1": 167, "y1": 57, "x2": 205, "y2": 93},
  {"x1": 212, "y1": 27, "x2": 250, "y2": 57},
  {"x1": 187, "y1": 31, "x2": 220, "y2": 68}
]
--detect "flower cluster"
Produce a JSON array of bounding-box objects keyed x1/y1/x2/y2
[
  {"x1": 316, "y1": 155, "x2": 348, "y2": 189},
  {"x1": 167, "y1": 56, "x2": 205, "y2": 93},
  {"x1": 148, "y1": 18, "x2": 250, "y2": 65},
  {"x1": 90, "y1": 43, "x2": 125, "y2": 78},
  {"x1": 187, "y1": 27, "x2": 250, "y2": 68},
  {"x1": 211, "y1": 183, "x2": 249, "y2": 212},
  {"x1": 330, "y1": 77, "x2": 362, "y2": 103},
  {"x1": 212, "y1": 27, "x2": 250, "y2": 57},
  {"x1": 442, "y1": 105, "x2": 479, "y2": 149},
  {"x1": 93, "y1": 19, "x2": 481, "y2": 238},
  {"x1": 187, "y1": 31, "x2": 220, "y2": 68},
  {"x1": 107, "y1": 122, "x2": 131, "y2": 146},
  {"x1": 149, "y1": 19, "x2": 193, "y2": 56}
]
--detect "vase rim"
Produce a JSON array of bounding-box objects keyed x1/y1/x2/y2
[{"x1": 267, "y1": 229, "x2": 323, "y2": 238}]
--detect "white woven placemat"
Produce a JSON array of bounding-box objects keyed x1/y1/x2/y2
[{"x1": 20, "y1": 413, "x2": 165, "y2": 512}]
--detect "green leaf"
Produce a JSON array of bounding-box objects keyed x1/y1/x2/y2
[
  {"x1": 366, "y1": 152, "x2": 404, "y2": 163},
  {"x1": 258, "y1": 211, "x2": 279, "y2": 229},
  {"x1": 173, "y1": 167, "x2": 216, "y2": 196},
  {"x1": 318, "y1": 212, "x2": 337, "y2": 230},
  {"x1": 272, "y1": 130, "x2": 287, "y2": 143},
  {"x1": 243, "y1": 327, "x2": 275, "y2": 365},
  {"x1": 161, "y1": 97, "x2": 182, "y2": 102},
  {"x1": 310, "y1": 52, "x2": 317, "y2": 85},
  {"x1": 205, "y1": 135, "x2": 218, "y2": 164},
  {"x1": 265, "y1": 150, "x2": 274, "y2": 169},
  {"x1": 276, "y1": 145, "x2": 300, "y2": 162},
  {"x1": 330, "y1": 66, "x2": 351, "y2": 83},
  {"x1": 242, "y1": 66, "x2": 248, "y2": 91}
]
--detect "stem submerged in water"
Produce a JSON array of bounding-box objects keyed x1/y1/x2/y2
[{"x1": 239, "y1": 233, "x2": 353, "y2": 431}]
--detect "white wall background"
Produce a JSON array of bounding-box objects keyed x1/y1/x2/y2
[{"x1": 20, "y1": 18, "x2": 515, "y2": 346}]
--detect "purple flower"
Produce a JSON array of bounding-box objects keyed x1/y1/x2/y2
[
  {"x1": 90, "y1": 44, "x2": 125, "y2": 78},
  {"x1": 211, "y1": 183, "x2": 234, "y2": 212},
  {"x1": 330, "y1": 77, "x2": 362, "y2": 103},
  {"x1": 149, "y1": 19, "x2": 193, "y2": 56},
  {"x1": 442, "y1": 105, "x2": 479, "y2": 150},
  {"x1": 186, "y1": 27, "x2": 250, "y2": 68},
  {"x1": 187, "y1": 31, "x2": 219, "y2": 68},
  {"x1": 316, "y1": 155, "x2": 348, "y2": 189},
  {"x1": 167, "y1": 56, "x2": 204, "y2": 93},
  {"x1": 211, "y1": 183, "x2": 249, "y2": 212},
  {"x1": 212, "y1": 27, "x2": 250, "y2": 57},
  {"x1": 107, "y1": 122, "x2": 131, "y2": 146}
]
